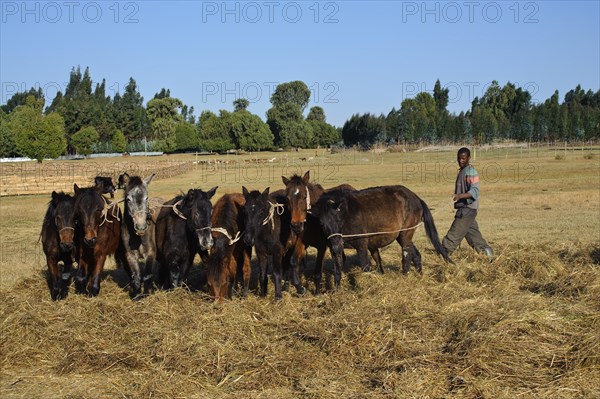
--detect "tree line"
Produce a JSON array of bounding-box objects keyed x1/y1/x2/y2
[
  {"x1": 344, "y1": 80, "x2": 600, "y2": 148},
  {"x1": 1, "y1": 67, "x2": 598, "y2": 162}
]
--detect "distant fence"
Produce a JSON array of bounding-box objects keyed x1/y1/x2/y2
[{"x1": 0, "y1": 157, "x2": 191, "y2": 197}]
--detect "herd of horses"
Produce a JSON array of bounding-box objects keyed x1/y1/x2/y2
[{"x1": 41, "y1": 171, "x2": 453, "y2": 302}]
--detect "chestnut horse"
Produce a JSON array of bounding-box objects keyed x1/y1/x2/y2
[
  {"x1": 41, "y1": 191, "x2": 76, "y2": 300},
  {"x1": 206, "y1": 193, "x2": 252, "y2": 302},
  {"x1": 73, "y1": 184, "x2": 122, "y2": 296},
  {"x1": 155, "y1": 187, "x2": 217, "y2": 289},
  {"x1": 282, "y1": 171, "x2": 359, "y2": 294},
  {"x1": 310, "y1": 185, "x2": 453, "y2": 288},
  {"x1": 118, "y1": 173, "x2": 158, "y2": 298}
]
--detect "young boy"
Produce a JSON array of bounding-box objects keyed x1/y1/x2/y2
[{"x1": 442, "y1": 147, "x2": 493, "y2": 258}]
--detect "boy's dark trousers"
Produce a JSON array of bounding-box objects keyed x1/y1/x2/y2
[{"x1": 442, "y1": 207, "x2": 490, "y2": 254}]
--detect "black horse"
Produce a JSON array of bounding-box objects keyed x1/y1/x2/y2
[
  {"x1": 41, "y1": 191, "x2": 76, "y2": 300},
  {"x1": 94, "y1": 176, "x2": 116, "y2": 198},
  {"x1": 155, "y1": 187, "x2": 217, "y2": 289},
  {"x1": 242, "y1": 186, "x2": 302, "y2": 300},
  {"x1": 118, "y1": 173, "x2": 158, "y2": 298},
  {"x1": 310, "y1": 185, "x2": 453, "y2": 288}
]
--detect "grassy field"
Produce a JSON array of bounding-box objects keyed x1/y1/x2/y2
[{"x1": 1, "y1": 146, "x2": 599, "y2": 398}]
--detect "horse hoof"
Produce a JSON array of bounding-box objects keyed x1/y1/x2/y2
[{"x1": 295, "y1": 286, "x2": 306, "y2": 296}]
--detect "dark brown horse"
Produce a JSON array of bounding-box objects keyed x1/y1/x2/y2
[
  {"x1": 41, "y1": 191, "x2": 76, "y2": 300},
  {"x1": 118, "y1": 173, "x2": 158, "y2": 298},
  {"x1": 282, "y1": 171, "x2": 358, "y2": 294},
  {"x1": 242, "y1": 186, "x2": 302, "y2": 300},
  {"x1": 73, "y1": 184, "x2": 122, "y2": 296},
  {"x1": 155, "y1": 187, "x2": 217, "y2": 289},
  {"x1": 206, "y1": 193, "x2": 252, "y2": 302},
  {"x1": 310, "y1": 185, "x2": 453, "y2": 288}
]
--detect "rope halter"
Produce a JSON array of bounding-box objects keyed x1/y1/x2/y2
[
  {"x1": 211, "y1": 227, "x2": 242, "y2": 245},
  {"x1": 262, "y1": 201, "x2": 285, "y2": 230}
]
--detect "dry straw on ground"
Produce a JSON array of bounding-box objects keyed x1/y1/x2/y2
[
  {"x1": 1, "y1": 242, "x2": 599, "y2": 398},
  {"x1": 1, "y1": 148, "x2": 599, "y2": 398}
]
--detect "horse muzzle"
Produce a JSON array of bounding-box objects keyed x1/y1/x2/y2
[
  {"x1": 134, "y1": 224, "x2": 148, "y2": 236},
  {"x1": 291, "y1": 222, "x2": 304, "y2": 235},
  {"x1": 83, "y1": 237, "x2": 97, "y2": 248},
  {"x1": 59, "y1": 242, "x2": 74, "y2": 252},
  {"x1": 198, "y1": 235, "x2": 213, "y2": 251}
]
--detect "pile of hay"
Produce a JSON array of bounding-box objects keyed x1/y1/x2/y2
[{"x1": 1, "y1": 242, "x2": 599, "y2": 398}]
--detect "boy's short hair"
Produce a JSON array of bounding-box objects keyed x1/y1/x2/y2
[{"x1": 458, "y1": 147, "x2": 471, "y2": 157}]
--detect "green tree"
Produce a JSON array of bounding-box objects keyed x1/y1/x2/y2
[
  {"x1": 9, "y1": 96, "x2": 66, "y2": 162},
  {"x1": 111, "y1": 129, "x2": 127, "y2": 153},
  {"x1": 306, "y1": 106, "x2": 339, "y2": 146},
  {"x1": 341, "y1": 113, "x2": 386, "y2": 148},
  {"x1": 223, "y1": 110, "x2": 273, "y2": 151},
  {"x1": 1, "y1": 87, "x2": 44, "y2": 114},
  {"x1": 270, "y1": 81, "x2": 311, "y2": 112},
  {"x1": 233, "y1": 98, "x2": 250, "y2": 112},
  {"x1": 267, "y1": 103, "x2": 313, "y2": 148},
  {"x1": 146, "y1": 97, "x2": 183, "y2": 152},
  {"x1": 175, "y1": 122, "x2": 198, "y2": 151},
  {"x1": 0, "y1": 109, "x2": 18, "y2": 157},
  {"x1": 114, "y1": 78, "x2": 148, "y2": 142},
  {"x1": 71, "y1": 126, "x2": 99, "y2": 156},
  {"x1": 197, "y1": 110, "x2": 233, "y2": 152},
  {"x1": 307, "y1": 106, "x2": 326, "y2": 122}
]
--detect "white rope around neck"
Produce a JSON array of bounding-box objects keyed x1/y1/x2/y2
[{"x1": 262, "y1": 201, "x2": 285, "y2": 230}]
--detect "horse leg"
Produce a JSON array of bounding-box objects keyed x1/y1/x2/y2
[
  {"x1": 88, "y1": 253, "x2": 106, "y2": 297},
  {"x1": 125, "y1": 251, "x2": 142, "y2": 298},
  {"x1": 75, "y1": 252, "x2": 89, "y2": 294},
  {"x1": 411, "y1": 245, "x2": 423, "y2": 274},
  {"x1": 370, "y1": 248, "x2": 384, "y2": 274},
  {"x1": 242, "y1": 247, "x2": 251, "y2": 297},
  {"x1": 271, "y1": 247, "x2": 285, "y2": 301},
  {"x1": 288, "y1": 247, "x2": 306, "y2": 296},
  {"x1": 143, "y1": 254, "x2": 157, "y2": 295},
  {"x1": 257, "y1": 251, "x2": 269, "y2": 297},
  {"x1": 358, "y1": 244, "x2": 371, "y2": 272},
  {"x1": 61, "y1": 255, "x2": 74, "y2": 299},
  {"x1": 47, "y1": 257, "x2": 61, "y2": 300},
  {"x1": 313, "y1": 245, "x2": 326, "y2": 295},
  {"x1": 397, "y1": 231, "x2": 415, "y2": 274}
]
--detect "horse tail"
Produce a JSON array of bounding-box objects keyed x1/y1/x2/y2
[{"x1": 420, "y1": 198, "x2": 454, "y2": 264}]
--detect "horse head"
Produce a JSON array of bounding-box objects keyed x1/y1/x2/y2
[
  {"x1": 180, "y1": 187, "x2": 218, "y2": 251},
  {"x1": 123, "y1": 173, "x2": 154, "y2": 235},
  {"x1": 51, "y1": 191, "x2": 76, "y2": 252},
  {"x1": 311, "y1": 191, "x2": 348, "y2": 254},
  {"x1": 94, "y1": 176, "x2": 116, "y2": 198},
  {"x1": 282, "y1": 171, "x2": 311, "y2": 235},
  {"x1": 241, "y1": 186, "x2": 271, "y2": 247},
  {"x1": 74, "y1": 183, "x2": 106, "y2": 248}
]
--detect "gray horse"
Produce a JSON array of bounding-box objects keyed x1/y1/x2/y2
[{"x1": 118, "y1": 173, "x2": 158, "y2": 298}]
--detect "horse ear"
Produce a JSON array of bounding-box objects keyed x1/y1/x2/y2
[
  {"x1": 206, "y1": 186, "x2": 218, "y2": 199},
  {"x1": 51, "y1": 191, "x2": 59, "y2": 203},
  {"x1": 262, "y1": 187, "x2": 270, "y2": 197},
  {"x1": 94, "y1": 176, "x2": 101, "y2": 185},
  {"x1": 242, "y1": 186, "x2": 249, "y2": 198},
  {"x1": 281, "y1": 176, "x2": 290, "y2": 186},
  {"x1": 143, "y1": 173, "x2": 155, "y2": 185},
  {"x1": 73, "y1": 183, "x2": 80, "y2": 195},
  {"x1": 302, "y1": 171, "x2": 310, "y2": 184},
  {"x1": 121, "y1": 173, "x2": 131, "y2": 186}
]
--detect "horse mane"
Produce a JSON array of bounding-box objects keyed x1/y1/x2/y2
[
  {"x1": 42, "y1": 192, "x2": 72, "y2": 230},
  {"x1": 212, "y1": 194, "x2": 240, "y2": 232},
  {"x1": 125, "y1": 176, "x2": 144, "y2": 191},
  {"x1": 286, "y1": 174, "x2": 325, "y2": 193}
]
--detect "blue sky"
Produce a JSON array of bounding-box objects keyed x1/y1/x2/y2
[{"x1": 1, "y1": 0, "x2": 599, "y2": 126}]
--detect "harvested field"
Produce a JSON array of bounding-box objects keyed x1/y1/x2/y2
[{"x1": 1, "y1": 147, "x2": 599, "y2": 398}]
